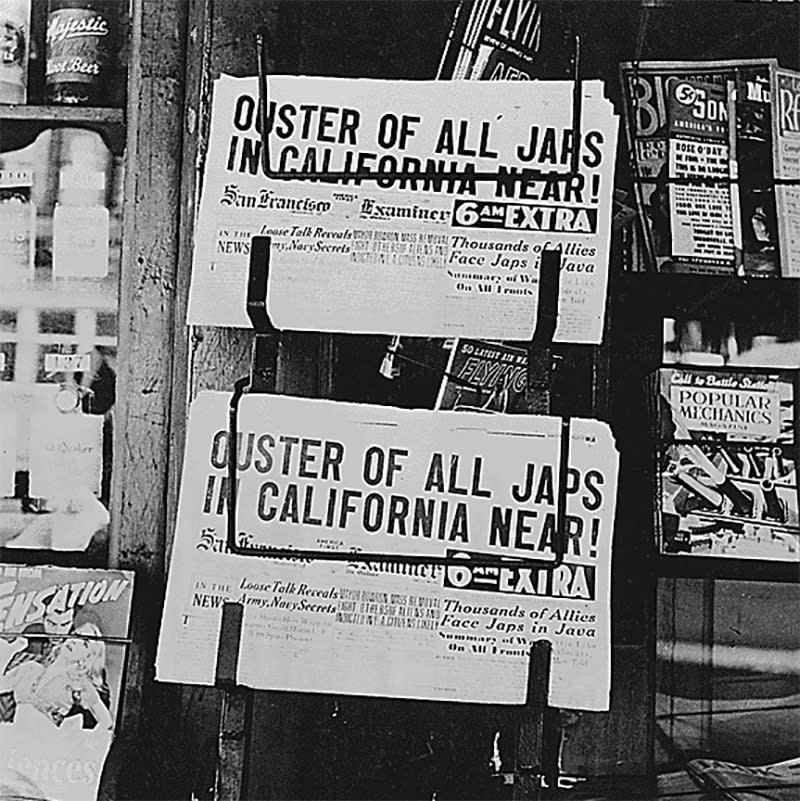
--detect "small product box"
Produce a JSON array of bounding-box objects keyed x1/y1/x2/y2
[{"x1": 0, "y1": 168, "x2": 35, "y2": 282}]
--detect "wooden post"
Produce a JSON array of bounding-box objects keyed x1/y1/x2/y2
[
  {"x1": 108, "y1": 0, "x2": 190, "y2": 797},
  {"x1": 216, "y1": 693, "x2": 249, "y2": 801},
  {"x1": 514, "y1": 640, "x2": 553, "y2": 800},
  {"x1": 215, "y1": 603, "x2": 249, "y2": 801}
]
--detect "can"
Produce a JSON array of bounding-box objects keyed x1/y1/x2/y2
[{"x1": 45, "y1": 0, "x2": 118, "y2": 106}]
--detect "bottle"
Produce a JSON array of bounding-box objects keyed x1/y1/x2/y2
[
  {"x1": 52, "y1": 132, "x2": 109, "y2": 278},
  {"x1": 0, "y1": 166, "x2": 35, "y2": 284},
  {"x1": 0, "y1": 0, "x2": 30, "y2": 103},
  {"x1": 45, "y1": 0, "x2": 118, "y2": 106}
]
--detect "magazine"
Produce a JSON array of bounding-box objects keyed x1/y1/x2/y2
[
  {"x1": 621, "y1": 59, "x2": 800, "y2": 277},
  {"x1": 653, "y1": 367, "x2": 799, "y2": 561},
  {"x1": 0, "y1": 564, "x2": 134, "y2": 801},
  {"x1": 435, "y1": 339, "x2": 528, "y2": 413}
]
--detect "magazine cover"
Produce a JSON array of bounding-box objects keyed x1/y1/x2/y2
[
  {"x1": 772, "y1": 67, "x2": 800, "y2": 276},
  {"x1": 654, "y1": 367, "x2": 799, "y2": 561},
  {"x1": 0, "y1": 564, "x2": 134, "y2": 801},
  {"x1": 620, "y1": 59, "x2": 783, "y2": 276},
  {"x1": 435, "y1": 339, "x2": 528, "y2": 413},
  {"x1": 437, "y1": 0, "x2": 542, "y2": 81}
]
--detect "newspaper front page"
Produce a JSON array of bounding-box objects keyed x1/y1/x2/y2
[
  {"x1": 186, "y1": 75, "x2": 618, "y2": 344},
  {"x1": 157, "y1": 392, "x2": 618, "y2": 711}
]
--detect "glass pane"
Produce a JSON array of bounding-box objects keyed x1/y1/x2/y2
[
  {"x1": 656, "y1": 577, "x2": 800, "y2": 769},
  {"x1": 38, "y1": 309, "x2": 75, "y2": 334},
  {"x1": 0, "y1": 309, "x2": 17, "y2": 332},
  {"x1": 0, "y1": 126, "x2": 120, "y2": 560}
]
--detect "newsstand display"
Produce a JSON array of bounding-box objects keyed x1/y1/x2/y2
[{"x1": 1, "y1": 2, "x2": 798, "y2": 800}]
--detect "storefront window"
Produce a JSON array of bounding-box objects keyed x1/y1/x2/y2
[
  {"x1": 657, "y1": 577, "x2": 800, "y2": 770},
  {"x1": 0, "y1": 0, "x2": 126, "y2": 562}
]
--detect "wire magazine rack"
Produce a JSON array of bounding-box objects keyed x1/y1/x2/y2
[
  {"x1": 206, "y1": 28, "x2": 597, "y2": 801},
  {"x1": 222, "y1": 28, "x2": 592, "y2": 575}
]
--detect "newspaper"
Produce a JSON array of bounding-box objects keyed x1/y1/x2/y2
[
  {"x1": 620, "y1": 59, "x2": 783, "y2": 276},
  {"x1": 435, "y1": 338, "x2": 528, "y2": 413},
  {"x1": 0, "y1": 564, "x2": 134, "y2": 801},
  {"x1": 156, "y1": 392, "x2": 618, "y2": 711},
  {"x1": 186, "y1": 74, "x2": 619, "y2": 344},
  {"x1": 686, "y1": 757, "x2": 800, "y2": 801},
  {"x1": 654, "y1": 367, "x2": 799, "y2": 561}
]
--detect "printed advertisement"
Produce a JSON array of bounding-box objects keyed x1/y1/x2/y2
[
  {"x1": 156, "y1": 392, "x2": 619, "y2": 711},
  {"x1": 620, "y1": 59, "x2": 782, "y2": 276},
  {"x1": 438, "y1": 0, "x2": 542, "y2": 81},
  {"x1": 186, "y1": 75, "x2": 619, "y2": 344},
  {"x1": 0, "y1": 564, "x2": 134, "y2": 801},
  {"x1": 773, "y1": 68, "x2": 800, "y2": 276},
  {"x1": 655, "y1": 368, "x2": 799, "y2": 561},
  {"x1": 27, "y1": 411, "x2": 104, "y2": 501},
  {"x1": 435, "y1": 339, "x2": 528, "y2": 413}
]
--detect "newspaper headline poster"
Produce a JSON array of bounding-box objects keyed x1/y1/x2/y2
[
  {"x1": 773, "y1": 68, "x2": 800, "y2": 276},
  {"x1": 435, "y1": 339, "x2": 528, "y2": 413},
  {"x1": 186, "y1": 75, "x2": 619, "y2": 344},
  {"x1": 655, "y1": 367, "x2": 799, "y2": 561},
  {"x1": 438, "y1": 0, "x2": 542, "y2": 81},
  {"x1": 157, "y1": 392, "x2": 618, "y2": 711},
  {"x1": 621, "y1": 59, "x2": 785, "y2": 276},
  {"x1": 0, "y1": 564, "x2": 134, "y2": 801}
]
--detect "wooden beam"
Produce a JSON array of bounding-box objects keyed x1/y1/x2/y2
[{"x1": 108, "y1": 0, "x2": 190, "y2": 796}]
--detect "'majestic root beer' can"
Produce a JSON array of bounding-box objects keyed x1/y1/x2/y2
[{"x1": 46, "y1": 0, "x2": 119, "y2": 106}]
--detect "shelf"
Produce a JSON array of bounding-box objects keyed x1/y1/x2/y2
[
  {"x1": 0, "y1": 281, "x2": 118, "y2": 311},
  {"x1": 614, "y1": 270, "x2": 800, "y2": 319},
  {"x1": 0, "y1": 104, "x2": 123, "y2": 124},
  {"x1": 657, "y1": 554, "x2": 800, "y2": 583},
  {"x1": 0, "y1": 105, "x2": 126, "y2": 156}
]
